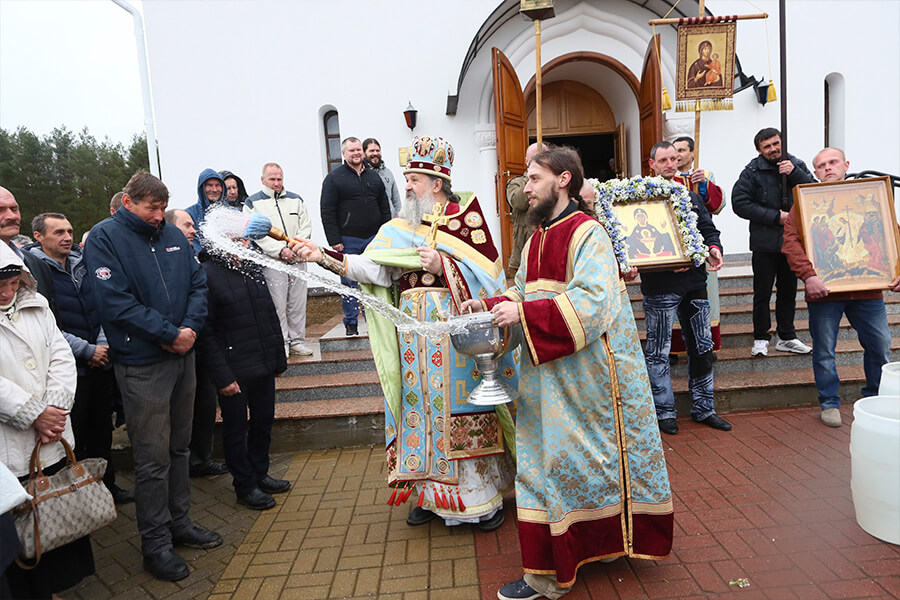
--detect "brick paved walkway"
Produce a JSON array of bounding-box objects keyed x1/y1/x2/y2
[{"x1": 62, "y1": 405, "x2": 899, "y2": 599}]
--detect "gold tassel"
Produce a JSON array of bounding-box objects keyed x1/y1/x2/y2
[
  {"x1": 661, "y1": 86, "x2": 673, "y2": 111},
  {"x1": 767, "y1": 79, "x2": 777, "y2": 103}
]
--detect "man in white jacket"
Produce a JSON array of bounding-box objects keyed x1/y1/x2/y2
[{"x1": 244, "y1": 163, "x2": 313, "y2": 357}]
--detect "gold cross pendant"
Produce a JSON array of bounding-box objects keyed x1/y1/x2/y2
[{"x1": 422, "y1": 202, "x2": 450, "y2": 249}]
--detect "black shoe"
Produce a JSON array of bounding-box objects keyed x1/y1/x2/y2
[
  {"x1": 109, "y1": 485, "x2": 135, "y2": 505},
  {"x1": 237, "y1": 488, "x2": 276, "y2": 510},
  {"x1": 190, "y1": 460, "x2": 230, "y2": 478},
  {"x1": 258, "y1": 475, "x2": 291, "y2": 494},
  {"x1": 478, "y1": 510, "x2": 505, "y2": 532},
  {"x1": 172, "y1": 525, "x2": 223, "y2": 549},
  {"x1": 345, "y1": 323, "x2": 359, "y2": 336},
  {"x1": 143, "y1": 549, "x2": 189, "y2": 581},
  {"x1": 406, "y1": 506, "x2": 436, "y2": 526},
  {"x1": 694, "y1": 414, "x2": 732, "y2": 431},
  {"x1": 658, "y1": 418, "x2": 679, "y2": 435}
]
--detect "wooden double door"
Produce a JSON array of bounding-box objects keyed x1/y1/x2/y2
[{"x1": 492, "y1": 36, "x2": 663, "y2": 270}]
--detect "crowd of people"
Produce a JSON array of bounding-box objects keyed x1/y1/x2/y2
[{"x1": 0, "y1": 127, "x2": 897, "y2": 600}]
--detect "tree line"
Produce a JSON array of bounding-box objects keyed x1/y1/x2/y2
[{"x1": 0, "y1": 126, "x2": 149, "y2": 239}]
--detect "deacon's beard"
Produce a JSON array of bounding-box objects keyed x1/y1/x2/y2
[
  {"x1": 399, "y1": 188, "x2": 437, "y2": 226},
  {"x1": 526, "y1": 186, "x2": 558, "y2": 226}
]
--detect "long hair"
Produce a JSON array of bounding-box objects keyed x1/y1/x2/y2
[{"x1": 530, "y1": 146, "x2": 591, "y2": 214}]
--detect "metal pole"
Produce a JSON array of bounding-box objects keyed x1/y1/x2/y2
[
  {"x1": 779, "y1": 0, "x2": 788, "y2": 205},
  {"x1": 535, "y1": 19, "x2": 543, "y2": 147},
  {"x1": 693, "y1": 0, "x2": 705, "y2": 168},
  {"x1": 111, "y1": 0, "x2": 160, "y2": 178}
]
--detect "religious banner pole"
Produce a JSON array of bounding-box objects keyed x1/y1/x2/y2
[
  {"x1": 520, "y1": 1, "x2": 555, "y2": 147},
  {"x1": 535, "y1": 19, "x2": 543, "y2": 147},
  {"x1": 779, "y1": 0, "x2": 789, "y2": 206},
  {"x1": 694, "y1": 0, "x2": 706, "y2": 167}
]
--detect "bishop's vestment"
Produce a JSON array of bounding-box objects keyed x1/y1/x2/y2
[
  {"x1": 482, "y1": 205, "x2": 673, "y2": 587},
  {"x1": 327, "y1": 197, "x2": 518, "y2": 521}
]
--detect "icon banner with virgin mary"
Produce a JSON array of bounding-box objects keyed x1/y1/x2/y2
[{"x1": 675, "y1": 22, "x2": 737, "y2": 112}]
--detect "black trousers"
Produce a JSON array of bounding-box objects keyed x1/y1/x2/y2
[
  {"x1": 69, "y1": 368, "x2": 117, "y2": 489},
  {"x1": 218, "y1": 375, "x2": 275, "y2": 497},
  {"x1": 189, "y1": 370, "x2": 218, "y2": 470},
  {"x1": 751, "y1": 250, "x2": 799, "y2": 341}
]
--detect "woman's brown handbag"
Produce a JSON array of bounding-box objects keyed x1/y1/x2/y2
[{"x1": 11, "y1": 438, "x2": 117, "y2": 568}]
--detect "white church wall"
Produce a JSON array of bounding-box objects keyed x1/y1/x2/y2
[{"x1": 143, "y1": 0, "x2": 898, "y2": 259}]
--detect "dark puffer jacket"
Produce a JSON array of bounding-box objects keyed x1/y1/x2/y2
[
  {"x1": 731, "y1": 152, "x2": 815, "y2": 252},
  {"x1": 197, "y1": 254, "x2": 286, "y2": 390}
]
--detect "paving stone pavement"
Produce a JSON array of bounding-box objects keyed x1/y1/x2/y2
[{"x1": 60, "y1": 406, "x2": 900, "y2": 599}]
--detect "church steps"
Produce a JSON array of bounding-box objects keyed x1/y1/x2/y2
[
  {"x1": 284, "y1": 349, "x2": 374, "y2": 377},
  {"x1": 667, "y1": 338, "x2": 900, "y2": 377},
  {"x1": 275, "y1": 370, "x2": 382, "y2": 403}
]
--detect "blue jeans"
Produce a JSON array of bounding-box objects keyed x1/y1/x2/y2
[
  {"x1": 340, "y1": 234, "x2": 375, "y2": 326},
  {"x1": 644, "y1": 289, "x2": 716, "y2": 421},
  {"x1": 807, "y1": 298, "x2": 891, "y2": 409}
]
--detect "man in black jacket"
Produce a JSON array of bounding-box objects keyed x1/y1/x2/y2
[
  {"x1": 320, "y1": 136, "x2": 391, "y2": 336},
  {"x1": 732, "y1": 128, "x2": 815, "y2": 357},
  {"x1": 639, "y1": 142, "x2": 730, "y2": 435},
  {"x1": 198, "y1": 248, "x2": 289, "y2": 510}
]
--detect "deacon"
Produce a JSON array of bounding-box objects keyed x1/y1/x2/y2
[
  {"x1": 672, "y1": 136, "x2": 725, "y2": 353},
  {"x1": 782, "y1": 148, "x2": 900, "y2": 427},
  {"x1": 462, "y1": 146, "x2": 673, "y2": 600},
  {"x1": 293, "y1": 136, "x2": 516, "y2": 532}
]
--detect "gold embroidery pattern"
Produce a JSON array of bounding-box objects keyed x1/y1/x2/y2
[
  {"x1": 405, "y1": 411, "x2": 422, "y2": 428},
  {"x1": 404, "y1": 455, "x2": 421, "y2": 470},
  {"x1": 471, "y1": 229, "x2": 487, "y2": 245},
  {"x1": 448, "y1": 219, "x2": 462, "y2": 231},
  {"x1": 422, "y1": 273, "x2": 436, "y2": 285},
  {"x1": 404, "y1": 370, "x2": 418, "y2": 388}
]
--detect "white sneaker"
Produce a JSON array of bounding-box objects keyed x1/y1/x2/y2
[
  {"x1": 821, "y1": 408, "x2": 842, "y2": 427},
  {"x1": 284, "y1": 343, "x2": 290, "y2": 359},
  {"x1": 775, "y1": 338, "x2": 812, "y2": 354},
  {"x1": 751, "y1": 340, "x2": 768, "y2": 357},
  {"x1": 289, "y1": 342, "x2": 313, "y2": 356}
]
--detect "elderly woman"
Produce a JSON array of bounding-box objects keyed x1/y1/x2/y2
[{"x1": 0, "y1": 242, "x2": 94, "y2": 599}]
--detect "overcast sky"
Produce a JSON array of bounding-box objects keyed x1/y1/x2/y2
[{"x1": 0, "y1": 0, "x2": 145, "y2": 145}]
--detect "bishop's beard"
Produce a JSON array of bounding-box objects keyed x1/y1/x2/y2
[{"x1": 399, "y1": 188, "x2": 437, "y2": 226}]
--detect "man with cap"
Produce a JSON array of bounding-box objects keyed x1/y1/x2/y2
[{"x1": 293, "y1": 136, "x2": 517, "y2": 532}]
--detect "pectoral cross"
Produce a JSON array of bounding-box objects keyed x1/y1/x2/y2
[{"x1": 422, "y1": 201, "x2": 450, "y2": 249}]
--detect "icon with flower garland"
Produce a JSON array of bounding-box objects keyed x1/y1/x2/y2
[{"x1": 591, "y1": 176, "x2": 710, "y2": 273}]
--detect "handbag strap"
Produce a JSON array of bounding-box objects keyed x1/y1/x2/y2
[
  {"x1": 14, "y1": 498, "x2": 42, "y2": 570},
  {"x1": 28, "y1": 437, "x2": 79, "y2": 480}
]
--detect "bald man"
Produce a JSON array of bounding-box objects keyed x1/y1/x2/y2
[
  {"x1": 164, "y1": 209, "x2": 197, "y2": 247},
  {"x1": 0, "y1": 186, "x2": 57, "y2": 312}
]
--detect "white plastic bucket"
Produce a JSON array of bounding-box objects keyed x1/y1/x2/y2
[
  {"x1": 880, "y1": 362, "x2": 900, "y2": 397},
  {"x1": 851, "y1": 396, "x2": 900, "y2": 545}
]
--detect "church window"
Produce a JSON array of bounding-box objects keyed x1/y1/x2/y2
[
  {"x1": 824, "y1": 73, "x2": 845, "y2": 149},
  {"x1": 324, "y1": 110, "x2": 342, "y2": 173}
]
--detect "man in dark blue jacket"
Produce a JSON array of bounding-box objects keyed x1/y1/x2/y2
[
  {"x1": 639, "y1": 141, "x2": 731, "y2": 435},
  {"x1": 84, "y1": 171, "x2": 221, "y2": 582},
  {"x1": 27, "y1": 212, "x2": 134, "y2": 504}
]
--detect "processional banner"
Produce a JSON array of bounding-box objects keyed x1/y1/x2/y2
[{"x1": 675, "y1": 22, "x2": 737, "y2": 112}]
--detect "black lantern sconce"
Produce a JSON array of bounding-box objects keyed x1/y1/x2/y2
[{"x1": 403, "y1": 102, "x2": 418, "y2": 131}]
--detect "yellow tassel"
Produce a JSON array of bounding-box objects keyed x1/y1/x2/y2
[
  {"x1": 661, "y1": 86, "x2": 672, "y2": 111},
  {"x1": 767, "y1": 79, "x2": 777, "y2": 102}
]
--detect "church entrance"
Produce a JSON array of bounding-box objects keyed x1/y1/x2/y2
[{"x1": 492, "y1": 43, "x2": 662, "y2": 270}]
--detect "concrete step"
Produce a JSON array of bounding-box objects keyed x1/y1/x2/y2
[
  {"x1": 667, "y1": 337, "x2": 900, "y2": 377},
  {"x1": 318, "y1": 319, "x2": 372, "y2": 353},
  {"x1": 637, "y1": 313, "x2": 900, "y2": 348},
  {"x1": 284, "y1": 348, "x2": 375, "y2": 377},
  {"x1": 632, "y1": 296, "x2": 900, "y2": 325},
  {"x1": 275, "y1": 370, "x2": 381, "y2": 403},
  {"x1": 670, "y1": 364, "x2": 872, "y2": 417},
  {"x1": 629, "y1": 286, "x2": 808, "y2": 310}
]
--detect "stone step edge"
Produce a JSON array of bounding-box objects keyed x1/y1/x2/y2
[
  {"x1": 632, "y1": 297, "x2": 900, "y2": 321},
  {"x1": 699, "y1": 337, "x2": 900, "y2": 363},
  {"x1": 273, "y1": 396, "x2": 382, "y2": 420},
  {"x1": 672, "y1": 363, "x2": 866, "y2": 394},
  {"x1": 637, "y1": 313, "x2": 900, "y2": 340},
  {"x1": 276, "y1": 371, "x2": 381, "y2": 390}
]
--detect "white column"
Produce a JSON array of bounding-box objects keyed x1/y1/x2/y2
[{"x1": 473, "y1": 125, "x2": 501, "y2": 246}]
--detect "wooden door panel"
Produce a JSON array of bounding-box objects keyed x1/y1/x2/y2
[
  {"x1": 616, "y1": 121, "x2": 628, "y2": 177},
  {"x1": 492, "y1": 47, "x2": 528, "y2": 271},
  {"x1": 639, "y1": 34, "x2": 663, "y2": 176}
]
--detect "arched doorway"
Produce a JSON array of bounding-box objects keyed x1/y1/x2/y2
[
  {"x1": 525, "y1": 80, "x2": 624, "y2": 182},
  {"x1": 492, "y1": 44, "x2": 661, "y2": 271}
]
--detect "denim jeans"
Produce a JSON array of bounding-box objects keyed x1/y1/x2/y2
[
  {"x1": 644, "y1": 289, "x2": 716, "y2": 421},
  {"x1": 807, "y1": 298, "x2": 891, "y2": 409},
  {"x1": 340, "y1": 234, "x2": 375, "y2": 327}
]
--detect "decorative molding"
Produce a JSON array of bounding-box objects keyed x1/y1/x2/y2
[
  {"x1": 663, "y1": 113, "x2": 695, "y2": 141},
  {"x1": 474, "y1": 126, "x2": 496, "y2": 150}
]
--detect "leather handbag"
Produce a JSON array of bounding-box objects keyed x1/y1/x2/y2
[{"x1": 11, "y1": 438, "x2": 117, "y2": 568}]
